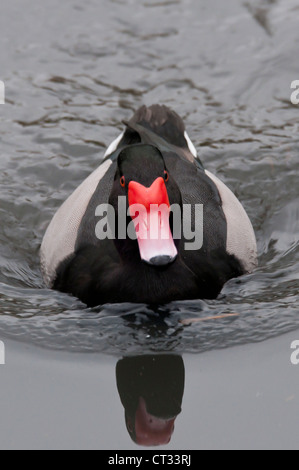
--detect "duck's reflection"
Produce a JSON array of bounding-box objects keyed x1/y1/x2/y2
[{"x1": 116, "y1": 355, "x2": 185, "y2": 446}]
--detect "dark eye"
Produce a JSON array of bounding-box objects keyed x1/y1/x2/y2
[
  {"x1": 164, "y1": 170, "x2": 169, "y2": 182},
  {"x1": 120, "y1": 176, "x2": 126, "y2": 187}
]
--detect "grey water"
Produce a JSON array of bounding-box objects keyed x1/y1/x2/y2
[{"x1": 0, "y1": 0, "x2": 299, "y2": 450}]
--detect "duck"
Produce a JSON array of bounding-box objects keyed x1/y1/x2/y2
[{"x1": 40, "y1": 105, "x2": 257, "y2": 307}]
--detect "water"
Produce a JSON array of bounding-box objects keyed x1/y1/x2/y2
[
  {"x1": 1, "y1": 0, "x2": 298, "y2": 354},
  {"x1": 1, "y1": 334, "x2": 298, "y2": 450}
]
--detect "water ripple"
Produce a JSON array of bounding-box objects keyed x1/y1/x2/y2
[{"x1": 1, "y1": 0, "x2": 299, "y2": 354}]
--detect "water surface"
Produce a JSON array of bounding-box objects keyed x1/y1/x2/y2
[{"x1": 1, "y1": 0, "x2": 299, "y2": 354}]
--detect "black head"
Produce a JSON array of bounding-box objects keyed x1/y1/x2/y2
[
  {"x1": 108, "y1": 144, "x2": 182, "y2": 266},
  {"x1": 118, "y1": 144, "x2": 166, "y2": 187}
]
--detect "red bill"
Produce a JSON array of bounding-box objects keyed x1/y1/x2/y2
[{"x1": 128, "y1": 177, "x2": 178, "y2": 266}]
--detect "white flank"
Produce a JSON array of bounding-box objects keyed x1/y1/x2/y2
[
  {"x1": 41, "y1": 159, "x2": 113, "y2": 287},
  {"x1": 205, "y1": 170, "x2": 258, "y2": 273},
  {"x1": 104, "y1": 132, "x2": 125, "y2": 157},
  {"x1": 184, "y1": 131, "x2": 198, "y2": 158}
]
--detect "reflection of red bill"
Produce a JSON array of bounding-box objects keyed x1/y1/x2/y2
[
  {"x1": 135, "y1": 397, "x2": 176, "y2": 446},
  {"x1": 128, "y1": 177, "x2": 178, "y2": 266}
]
